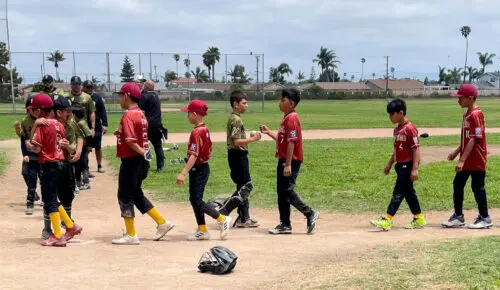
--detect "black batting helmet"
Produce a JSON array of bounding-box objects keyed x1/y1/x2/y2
[
  {"x1": 42, "y1": 75, "x2": 54, "y2": 84},
  {"x1": 82, "y1": 80, "x2": 94, "y2": 88}
]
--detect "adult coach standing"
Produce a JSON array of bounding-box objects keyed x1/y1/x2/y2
[
  {"x1": 83, "y1": 80, "x2": 108, "y2": 173},
  {"x1": 139, "y1": 80, "x2": 166, "y2": 172}
]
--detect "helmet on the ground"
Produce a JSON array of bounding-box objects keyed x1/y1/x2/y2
[
  {"x1": 42, "y1": 74, "x2": 54, "y2": 84},
  {"x1": 198, "y1": 246, "x2": 237, "y2": 275}
]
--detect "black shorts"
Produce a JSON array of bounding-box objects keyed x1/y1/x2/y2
[{"x1": 88, "y1": 133, "x2": 102, "y2": 149}]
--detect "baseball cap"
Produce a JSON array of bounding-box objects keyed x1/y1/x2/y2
[
  {"x1": 30, "y1": 93, "x2": 54, "y2": 109},
  {"x1": 118, "y1": 82, "x2": 142, "y2": 99},
  {"x1": 70, "y1": 76, "x2": 82, "y2": 86},
  {"x1": 25, "y1": 96, "x2": 33, "y2": 109},
  {"x1": 53, "y1": 95, "x2": 75, "y2": 110},
  {"x1": 134, "y1": 75, "x2": 146, "y2": 83},
  {"x1": 82, "y1": 80, "x2": 94, "y2": 88},
  {"x1": 451, "y1": 84, "x2": 478, "y2": 98},
  {"x1": 180, "y1": 99, "x2": 208, "y2": 116}
]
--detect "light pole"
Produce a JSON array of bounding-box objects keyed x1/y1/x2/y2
[{"x1": 1, "y1": 0, "x2": 15, "y2": 112}]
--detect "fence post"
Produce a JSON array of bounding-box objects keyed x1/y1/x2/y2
[
  {"x1": 149, "y1": 52, "x2": 152, "y2": 80},
  {"x1": 106, "y1": 52, "x2": 111, "y2": 92},
  {"x1": 138, "y1": 53, "x2": 142, "y2": 75}
]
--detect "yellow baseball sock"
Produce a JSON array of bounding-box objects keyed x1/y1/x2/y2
[
  {"x1": 385, "y1": 214, "x2": 393, "y2": 220},
  {"x1": 415, "y1": 213, "x2": 425, "y2": 219},
  {"x1": 198, "y1": 224, "x2": 207, "y2": 233},
  {"x1": 147, "y1": 208, "x2": 166, "y2": 225},
  {"x1": 49, "y1": 212, "x2": 62, "y2": 239},
  {"x1": 124, "y1": 217, "x2": 136, "y2": 237},
  {"x1": 216, "y1": 214, "x2": 226, "y2": 223},
  {"x1": 58, "y1": 205, "x2": 74, "y2": 229}
]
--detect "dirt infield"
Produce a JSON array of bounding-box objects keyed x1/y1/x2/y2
[{"x1": 1, "y1": 129, "x2": 499, "y2": 289}]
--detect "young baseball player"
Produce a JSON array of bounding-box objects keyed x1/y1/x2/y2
[
  {"x1": 112, "y1": 83, "x2": 174, "y2": 245},
  {"x1": 218, "y1": 91, "x2": 261, "y2": 228},
  {"x1": 176, "y1": 99, "x2": 232, "y2": 240},
  {"x1": 72, "y1": 104, "x2": 92, "y2": 191},
  {"x1": 260, "y1": 89, "x2": 320, "y2": 235},
  {"x1": 14, "y1": 96, "x2": 41, "y2": 215},
  {"x1": 370, "y1": 99, "x2": 426, "y2": 231},
  {"x1": 35, "y1": 95, "x2": 85, "y2": 240},
  {"x1": 442, "y1": 84, "x2": 493, "y2": 229},
  {"x1": 25, "y1": 93, "x2": 82, "y2": 247}
]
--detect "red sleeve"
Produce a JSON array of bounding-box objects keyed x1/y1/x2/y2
[
  {"x1": 188, "y1": 130, "x2": 200, "y2": 157},
  {"x1": 285, "y1": 115, "x2": 299, "y2": 143},
  {"x1": 407, "y1": 125, "x2": 419, "y2": 149},
  {"x1": 31, "y1": 126, "x2": 44, "y2": 148},
  {"x1": 122, "y1": 113, "x2": 137, "y2": 143},
  {"x1": 469, "y1": 112, "x2": 483, "y2": 139}
]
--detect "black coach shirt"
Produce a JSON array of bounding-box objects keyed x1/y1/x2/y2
[
  {"x1": 91, "y1": 92, "x2": 108, "y2": 132},
  {"x1": 139, "y1": 90, "x2": 162, "y2": 127}
]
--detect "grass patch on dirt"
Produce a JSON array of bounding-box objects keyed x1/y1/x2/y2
[
  {"x1": 4, "y1": 98, "x2": 500, "y2": 140},
  {"x1": 0, "y1": 150, "x2": 8, "y2": 176},
  {"x1": 293, "y1": 236, "x2": 500, "y2": 289},
  {"x1": 104, "y1": 135, "x2": 500, "y2": 213}
]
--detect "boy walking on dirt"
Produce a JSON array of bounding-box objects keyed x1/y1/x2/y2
[
  {"x1": 176, "y1": 99, "x2": 232, "y2": 240},
  {"x1": 219, "y1": 91, "x2": 261, "y2": 228},
  {"x1": 370, "y1": 99, "x2": 426, "y2": 231},
  {"x1": 260, "y1": 89, "x2": 319, "y2": 235},
  {"x1": 14, "y1": 96, "x2": 41, "y2": 215},
  {"x1": 25, "y1": 93, "x2": 83, "y2": 247},
  {"x1": 442, "y1": 84, "x2": 493, "y2": 229},
  {"x1": 112, "y1": 83, "x2": 174, "y2": 245}
]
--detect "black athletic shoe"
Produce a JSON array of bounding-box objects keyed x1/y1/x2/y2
[
  {"x1": 268, "y1": 223, "x2": 292, "y2": 235},
  {"x1": 306, "y1": 210, "x2": 320, "y2": 234}
]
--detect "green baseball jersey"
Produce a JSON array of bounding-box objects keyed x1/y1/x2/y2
[
  {"x1": 74, "y1": 117, "x2": 92, "y2": 139},
  {"x1": 227, "y1": 112, "x2": 247, "y2": 151},
  {"x1": 20, "y1": 114, "x2": 36, "y2": 138},
  {"x1": 64, "y1": 120, "x2": 77, "y2": 161},
  {"x1": 65, "y1": 91, "x2": 96, "y2": 122}
]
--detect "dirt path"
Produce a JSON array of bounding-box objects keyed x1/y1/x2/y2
[
  {"x1": 2, "y1": 127, "x2": 500, "y2": 149},
  {"x1": 0, "y1": 146, "x2": 499, "y2": 289}
]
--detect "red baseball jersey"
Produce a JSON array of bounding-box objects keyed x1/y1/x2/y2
[
  {"x1": 393, "y1": 120, "x2": 419, "y2": 163},
  {"x1": 31, "y1": 119, "x2": 66, "y2": 163},
  {"x1": 276, "y1": 112, "x2": 303, "y2": 161},
  {"x1": 116, "y1": 107, "x2": 149, "y2": 158},
  {"x1": 461, "y1": 106, "x2": 487, "y2": 171},
  {"x1": 187, "y1": 124, "x2": 212, "y2": 164}
]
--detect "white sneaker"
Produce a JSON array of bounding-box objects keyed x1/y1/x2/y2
[
  {"x1": 112, "y1": 234, "x2": 140, "y2": 245},
  {"x1": 441, "y1": 213, "x2": 465, "y2": 228},
  {"x1": 187, "y1": 230, "x2": 210, "y2": 241},
  {"x1": 218, "y1": 215, "x2": 232, "y2": 240},
  {"x1": 153, "y1": 221, "x2": 175, "y2": 241},
  {"x1": 468, "y1": 215, "x2": 493, "y2": 229}
]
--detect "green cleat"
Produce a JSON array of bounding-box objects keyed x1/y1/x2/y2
[
  {"x1": 370, "y1": 217, "x2": 393, "y2": 231},
  {"x1": 405, "y1": 217, "x2": 426, "y2": 229}
]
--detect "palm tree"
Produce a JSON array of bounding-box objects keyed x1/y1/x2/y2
[
  {"x1": 448, "y1": 67, "x2": 463, "y2": 84},
  {"x1": 438, "y1": 66, "x2": 447, "y2": 83},
  {"x1": 228, "y1": 64, "x2": 251, "y2": 84},
  {"x1": 361, "y1": 58, "x2": 366, "y2": 80},
  {"x1": 297, "y1": 71, "x2": 305, "y2": 83},
  {"x1": 190, "y1": 67, "x2": 210, "y2": 83},
  {"x1": 183, "y1": 58, "x2": 191, "y2": 76},
  {"x1": 477, "y1": 52, "x2": 496, "y2": 73},
  {"x1": 390, "y1": 67, "x2": 395, "y2": 79},
  {"x1": 313, "y1": 46, "x2": 341, "y2": 82},
  {"x1": 173, "y1": 54, "x2": 180, "y2": 77},
  {"x1": 202, "y1": 47, "x2": 220, "y2": 82},
  {"x1": 466, "y1": 66, "x2": 478, "y2": 83},
  {"x1": 269, "y1": 67, "x2": 279, "y2": 83},
  {"x1": 47, "y1": 50, "x2": 66, "y2": 82},
  {"x1": 372, "y1": 72, "x2": 376, "y2": 79},
  {"x1": 351, "y1": 75, "x2": 355, "y2": 82},
  {"x1": 278, "y1": 63, "x2": 293, "y2": 83},
  {"x1": 460, "y1": 26, "x2": 471, "y2": 83}
]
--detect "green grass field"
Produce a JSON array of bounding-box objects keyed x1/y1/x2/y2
[
  {"x1": 314, "y1": 236, "x2": 500, "y2": 289},
  {"x1": 103, "y1": 135, "x2": 500, "y2": 213},
  {"x1": 3, "y1": 98, "x2": 500, "y2": 140}
]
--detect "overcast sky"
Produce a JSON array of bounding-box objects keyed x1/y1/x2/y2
[{"x1": 3, "y1": 0, "x2": 500, "y2": 84}]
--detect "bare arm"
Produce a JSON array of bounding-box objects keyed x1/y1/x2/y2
[
  {"x1": 180, "y1": 154, "x2": 197, "y2": 176},
  {"x1": 260, "y1": 125, "x2": 277, "y2": 140},
  {"x1": 412, "y1": 147, "x2": 420, "y2": 170},
  {"x1": 233, "y1": 135, "x2": 260, "y2": 147},
  {"x1": 90, "y1": 112, "x2": 96, "y2": 130},
  {"x1": 285, "y1": 142, "x2": 295, "y2": 167},
  {"x1": 459, "y1": 138, "x2": 476, "y2": 163}
]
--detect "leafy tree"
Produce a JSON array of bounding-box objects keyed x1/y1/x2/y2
[
  {"x1": 313, "y1": 46, "x2": 341, "y2": 82},
  {"x1": 120, "y1": 56, "x2": 135, "y2": 82},
  {"x1": 164, "y1": 70, "x2": 177, "y2": 86},
  {"x1": 477, "y1": 52, "x2": 496, "y2": 73},
  {"x1": 460, "y1": 26, "x2": 471, "y2": 83},
  {"x1": 173, "y1": 54, "x2": 181, "y2": 77},
  {"x1": 183, "y1": 58, "x2": 191, "y2": 76},
  {"x1": 0, "y1": 42, "x2": 22, "y2": 103},
  {"x1": 202, "y1": 47, "x2": 220, "y2": 82},
  {"x1": 228, "y1": 64, "x2": 251, "y2": 84},
  {"x1": 191, "y1": 67, "x2": 209, "y2": 83}
]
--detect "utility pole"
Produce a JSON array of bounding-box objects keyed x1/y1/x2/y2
[
  {"x1": 256, "y1": 55, "x2": 260, "y2": 91},
  {"x1": 2, "y1": 0, "x2": 15, "y2": 112},
  {"x1": 385, "y1": 56, "x2": 389, "y2": 96}
]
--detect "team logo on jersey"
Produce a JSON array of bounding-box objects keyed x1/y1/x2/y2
[
  {"x1": 190, "y1": 143, "x2": 197, "y2": 151},
  {"x1": 290, "y1": 130, "x2": 297, "y2": 138},
  {"x1": 475, "y1": 127, "x2": 482, "y2": 136}
]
